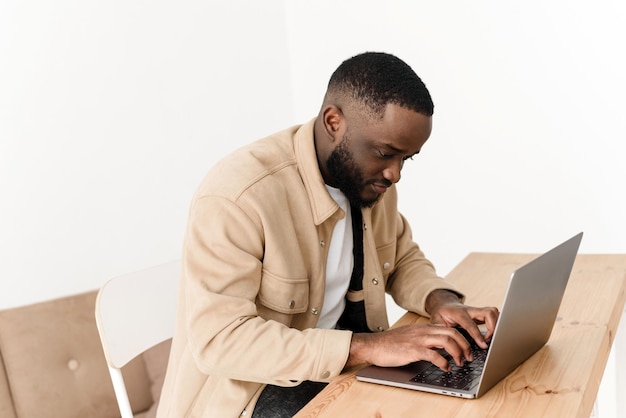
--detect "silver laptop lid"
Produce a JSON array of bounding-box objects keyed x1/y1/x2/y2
[{"x1": 476, "y1": 232, "x2": 583, "y2": 396}]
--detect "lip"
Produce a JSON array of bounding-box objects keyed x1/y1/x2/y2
[{"x1": 371, "y1": 183, "x2": 389, "y2": 194}]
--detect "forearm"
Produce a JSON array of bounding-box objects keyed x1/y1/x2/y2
[
  {"x1": 386, "y1": 215, "x2": 465, "y2": 316},
  {"x1": 191, "y1": 314, "x2": 351, "y2": 383}
]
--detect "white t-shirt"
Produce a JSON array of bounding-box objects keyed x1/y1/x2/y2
[{"x1": 316, "y1": 186, "x2": 354, "y2": 329}]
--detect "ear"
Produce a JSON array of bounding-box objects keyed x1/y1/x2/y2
[{"x1": 321, "y1": 105, "x2": 344, "y2": 143}]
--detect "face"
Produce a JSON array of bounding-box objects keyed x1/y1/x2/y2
[{"x1": 325, "y1": 104, "x2": 432, "y2": 208}]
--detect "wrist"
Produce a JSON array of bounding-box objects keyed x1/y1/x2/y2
[
  {"x1": 425, "y1": 289, "x2": 463, "y2": 315},
  {"x1": 345, "y1": 332, "x2": 374, "y2": 369}
]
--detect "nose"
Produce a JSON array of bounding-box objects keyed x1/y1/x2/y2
[{"x1": 382, "y1": 158, "x2": 403, "y2": 184}]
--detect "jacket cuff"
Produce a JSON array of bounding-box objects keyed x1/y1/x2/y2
[{"x1": 303, "y1": 328, "x2": 353, "y2": 382}]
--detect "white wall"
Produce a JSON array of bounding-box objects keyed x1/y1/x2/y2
[{"x1": 0, "y1": 0, "x2": 293, "y2": 309}]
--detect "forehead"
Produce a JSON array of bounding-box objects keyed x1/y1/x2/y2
[{"x1": 347, "y1": 103, "x2": 433, "y2": 154}]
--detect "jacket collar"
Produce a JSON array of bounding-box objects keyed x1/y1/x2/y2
[{"x1": 294, "y1": 118, "x2": 341, "y2": 225}]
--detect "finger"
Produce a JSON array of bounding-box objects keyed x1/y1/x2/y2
[
  {"x1": 432, "y1": 328, "x2": 472, "y2": 367},
  {"x1": 449, "y1": 332, "x2": 472, "y2": 366},
  {"x1": 456, "y1": 314, "x2": 488, "y2": 350},
  {"x1": 422, "y1": 348, "x2": 453, "y2": 371},
  {"x1": 482, "y1": 307, "x2": 500, "y2": 341},
  {"x1": 466, "y1": 306, "x2": 499, "y2": 342}
]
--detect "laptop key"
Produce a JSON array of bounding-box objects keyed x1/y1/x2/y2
[{"x1": 448, "y1": 375, "x2": 475, "y2": 390}]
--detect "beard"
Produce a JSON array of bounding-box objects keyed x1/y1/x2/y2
[{"x1": 325, "y1": 134, "x2": 380, "y2": 209}]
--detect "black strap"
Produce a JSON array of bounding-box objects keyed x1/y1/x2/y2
[
  {"x1": 336, "y1": 205, "x2": 370, "y2": 333},
  {"x1": 348, "y1": 204, "x2": 364, "y2": 291}
]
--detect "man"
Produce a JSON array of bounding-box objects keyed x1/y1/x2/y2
[{"x1": 157, "y1": 52, "x2": 499, "y2": 418}]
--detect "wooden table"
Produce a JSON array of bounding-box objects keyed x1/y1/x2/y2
[{"x1": 295, "y1": 253, "x2": 626, "y2": 418}]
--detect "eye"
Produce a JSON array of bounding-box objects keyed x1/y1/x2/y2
[
  {"x1": 403, "y1": 151, "x2": 419, "y2": 161},
  {"x1": 377, "y1": 149, "x2": 394, "y2": 159}
]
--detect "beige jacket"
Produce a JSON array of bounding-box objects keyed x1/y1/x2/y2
[{"x1": 157, "y1": 119, "x2": 463, "y2": 417}]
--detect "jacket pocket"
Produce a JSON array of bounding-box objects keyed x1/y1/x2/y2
[{"x1": 257, "y1": 269, "x2": 309, "y2": 314}]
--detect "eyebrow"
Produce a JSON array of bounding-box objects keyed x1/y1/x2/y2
[{"x1": 383, "y1": 143, "x2": 420, "y2": 156}]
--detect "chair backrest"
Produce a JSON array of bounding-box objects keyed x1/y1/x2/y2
[{"x1": 95, "y1": 260, "x2": 180, "y2": 418}]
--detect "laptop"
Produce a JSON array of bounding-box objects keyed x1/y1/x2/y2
[{"x1": 356, "y1": 232, "x2": 583, "y2": 399}]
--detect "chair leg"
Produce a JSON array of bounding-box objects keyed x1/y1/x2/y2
[{"x1": 108, "y1": 366, "x2": 134, "y2": 418}]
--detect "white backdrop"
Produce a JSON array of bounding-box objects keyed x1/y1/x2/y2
[
  {"x1": 1, "y1": 1, "x2": 624, "y2": 415},
  {"x1": 0, "y1": 0, "x2": 294, "y2": 309}
]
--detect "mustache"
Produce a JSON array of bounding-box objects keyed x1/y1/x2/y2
[{"x1": 368, "y1": 179, "x2": 393, "y2": 188}]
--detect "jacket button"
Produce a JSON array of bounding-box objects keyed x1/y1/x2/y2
[
  {"x1": 289, "y1": 300, "x2": 296, "y2": 309},
  {"x1": 377, "y1": 326, "x2": 384, "y2": 331},
  {"x1": 311, "y1": 308, "x2": 319, "y2": 315},
  {"x1": 372, "y1": 278, "x2": 379, "y2": 285},
  {"x1": 67, "y1": 359, "x2": 79, "y2": 371},
  {"x1": 321, "y1": 371, "x2": 331, "y2": 379},
  {"x1": 383, "y1": 262, "x2": 391, "y2": 270},
  {"x1": 363, "y1": 223, "x2": 368, "y2": 230},
  {"x1": 320, "y1": 240, "x2": 325, "y2": 247}
]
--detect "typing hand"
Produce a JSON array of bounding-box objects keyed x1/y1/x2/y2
[
  {"x1": 346, "y1": 324, "x2": 472, "y2": 372},
  {"x1": 426, "y1": 290, "x2": 499, "y2": 349}
]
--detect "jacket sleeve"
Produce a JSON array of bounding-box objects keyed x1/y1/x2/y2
[
  {"x1": 385, "y1": 212, "x2": 465, "y2": 317},
  {"x1": 181, "y1": 195, "x2": 352, "y2": 386}
]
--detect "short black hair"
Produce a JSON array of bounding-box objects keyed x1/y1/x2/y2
[{"x1": 327, "y1": 52, "x2": 434, "y2": 117}]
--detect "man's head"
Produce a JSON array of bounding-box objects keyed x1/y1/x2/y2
[{"x1": 314, "y1": 52, "x2": 434, "y2": 208}]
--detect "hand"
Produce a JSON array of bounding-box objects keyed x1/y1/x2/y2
[
  {"x1": 426, "y1": 290, "x2": 500, "y2": 349},
  {"x1": 346, "y1": 324, "x2": 473, "y2": 371}
]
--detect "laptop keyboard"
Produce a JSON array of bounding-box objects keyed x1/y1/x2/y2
[{"x1": 410, "y1": 331, "x2": 489, "y2": 391}]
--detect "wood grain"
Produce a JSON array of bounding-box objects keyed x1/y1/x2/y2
[{"x1": 295, "y1": 253, "x2": 626, "y2": 418}]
